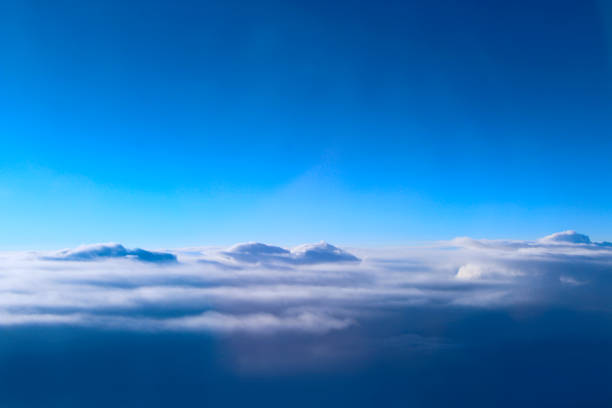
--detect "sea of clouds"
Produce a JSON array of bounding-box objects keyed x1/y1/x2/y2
[{"x1": 1, "y1": 230, "x2": 611, "y2": 336}]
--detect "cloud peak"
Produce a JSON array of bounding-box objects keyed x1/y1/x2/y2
[{"x1": 539, "y1": 230, "x2": 592, "y2": 244}]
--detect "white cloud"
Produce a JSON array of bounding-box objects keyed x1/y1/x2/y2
[
  {"x1": 559, "y1": 275, "x2": 588, "y2": 286},
  {"x1": 46, "y1": 243, "x2": 177, "y2": 263},
  {"x1": 455, "y1": 263, "x2": 522, "y2": 280},
  {"x1": 290, "y1": 241, "x2": 361, "y2": 264},
  {"x1": 222, "y1": 241, "x2": 360, "y2": 264},
  {"x1": 161, "y1": 311, "x2": 353, "y2": 333},
  {"x1": 539, "y1": 230, "x2": 592, "y2": 244},
  {"x1": 0, "y1": 231, "x2": 610, "y2": 334}
]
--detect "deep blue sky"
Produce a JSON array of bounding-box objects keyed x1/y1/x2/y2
[{"x1": 1, "y1": 0, "x2": 611, "y2": 248}]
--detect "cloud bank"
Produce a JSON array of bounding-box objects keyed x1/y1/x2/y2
[{"x1": 0, "y1": 232, "x2": 610, "y2": 335}]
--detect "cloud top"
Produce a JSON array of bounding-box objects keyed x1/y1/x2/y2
[
  {"x1": 290, "y1": 241, "x2": 361, "y2": 264},
  {"x1": 48, "y1": 243, "x2": 177, "y2": 263},
  {"x1": 539, "y1": 230, "x2": 592, "y2": 244},
  {"x1": 223, "y1": 242, "x2": 290, "y2": 263},
  {"x1": 223, "y1": 241, "x2": 360, "y2": 265}
]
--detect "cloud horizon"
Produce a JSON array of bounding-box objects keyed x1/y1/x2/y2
[{"x1": 0, "y1": 230, "x2": 609, "y2": 336}]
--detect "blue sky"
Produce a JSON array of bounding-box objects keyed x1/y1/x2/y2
[
  {"x1": 1, "y1": 0, "x2": 611, "y2": 248},
  {"x1": 2, "y1": 3, "x2": 612, "y2": 407}
]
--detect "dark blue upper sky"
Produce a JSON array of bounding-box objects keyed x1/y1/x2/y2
[{"x1": 1, "y1": 0, "x2": 611, "y2": 247}]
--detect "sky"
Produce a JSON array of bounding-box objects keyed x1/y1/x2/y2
[
  {"x1": 1, "y1": 2, "x2": 612, "y2": 407},
  {"x1": 1, "y1": 0, "x2": 611, "y2": 248}
]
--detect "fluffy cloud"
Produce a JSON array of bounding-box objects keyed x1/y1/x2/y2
[
  {"x1": 539, "y1": 230, "x2": 592, "y2": 244},
  {"x1": 222, "y1": 242, "x2": 291, "y2": 263},
  {"x1": 47, "y1": 243, "x2": 177, "y2": 263},
  {"x1": 0, "y1": 232, "x2": 610, "y2": 335},
  {"x1": 222, "y1": 241, "x2": 360, "y2": 265},
  {"x1": 290, "y1": 242, "x2": 361, "y2": 264}
]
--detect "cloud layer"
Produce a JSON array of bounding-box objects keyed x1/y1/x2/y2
[{"x1": 0, "y1": 232, "x2": 611, "y2": 335}]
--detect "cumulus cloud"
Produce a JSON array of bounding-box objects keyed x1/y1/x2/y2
[
  {"x1": 539, "y1": 230, "x2": 592, "y2": 244},
  {"x1": 290, "y1": 242, "x2": 361, "y2": 264},
  {"x1": 0, "y1": 232, "x2": 610, "y2": 335},
  {"x1": 222, "y1": 242, "x2": 291, "y2": 263},
  {"x1": 222, "y1": 241, "x2": 360, "y2": 265},
  {"x1": 47, "y1": 243, "x2": 177, "y2": 263}
]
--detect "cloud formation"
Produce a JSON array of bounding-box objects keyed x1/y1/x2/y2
[
  {"x1": 0, "y1": 232, "x2": 610, "y2": 335},
  {"x1": 539, "y1": 230, "x2": 592, "y2": 244},
  {"x1": 47, "y1": 243, "x2": 177, "y2": 263},
  {"x1": 222, "y1": 241, "x2": 360, "y2": 265}
]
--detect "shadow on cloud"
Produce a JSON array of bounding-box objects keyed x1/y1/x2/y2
[
  {"x1": 45, "y1": 243, "x2": 177, "y2": 263},
  {"x1": 222, "y1": 241, "x2": 360, "y2": 265}
]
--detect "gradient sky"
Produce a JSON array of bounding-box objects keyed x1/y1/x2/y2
[{"x1": 1, "y1": 0, "x2": 611, "y2": 248}]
